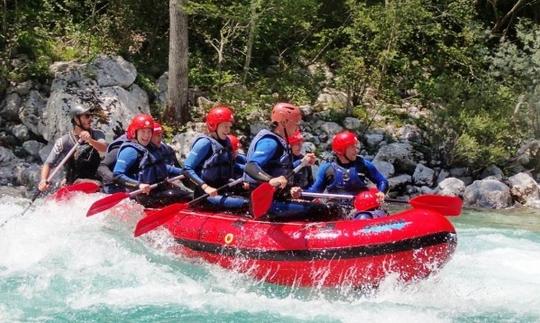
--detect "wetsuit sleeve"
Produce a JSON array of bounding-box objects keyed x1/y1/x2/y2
[
  {"x1": 113, "y1": 147, "x2": 140, "y2": 188},
  {"x1": 166, "y1": 165, "x2": 183, "y2": 176},
  {"x1": 363, "y1": 159, "x2": 389, "y2": 193},
  {"x1": 234, "y1": 154, "x2": 247, "y2": 173},
  {"x1": 244, "y1": 137, "x2": 278, "y2": 182},
  {"x1": 306, "y1": 162, "x2": 332, "y2": 193},
  {"x1": 184, "y1": 138, "x2": 212, "y2": 187}
]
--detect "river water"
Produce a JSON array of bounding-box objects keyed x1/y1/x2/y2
[{"x1": 1, "y1": 193, "x2": 539, "y2": 323}]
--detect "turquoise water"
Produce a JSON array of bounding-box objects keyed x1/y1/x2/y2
[{"x1": 1, "y1": 193, "x2": 539, "y2": 323}]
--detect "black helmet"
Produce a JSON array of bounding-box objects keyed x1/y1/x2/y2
[{"x1": 70, "y1": 104, "x2": 91, "y2": 119}]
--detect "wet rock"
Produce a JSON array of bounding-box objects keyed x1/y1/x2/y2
[
  {"x1": 463, "y1": 179, "x2": 512, "y2": 209},
  {"x1": 22, "y1": 140, "x2": 45, "y2": 159}
]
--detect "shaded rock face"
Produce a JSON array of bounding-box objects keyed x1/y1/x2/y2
[
  {"x1": 507, "y1": 172, "x2": 540, "y2": 206},
  {"x1": 412, "y1": 164, "x2": 434, "y2": 186},
  {"x1": 374, "y1": 142, "x2": 417, "y2": 174},
  {"x1": 463, "y1": 179, "x2": 512, "y2": 209}
]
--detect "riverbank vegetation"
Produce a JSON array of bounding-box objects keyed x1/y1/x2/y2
[{"x1": 1, "y1": 0, "x2": 539, "y2": 172}]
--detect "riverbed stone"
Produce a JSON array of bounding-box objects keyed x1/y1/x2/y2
[
  {"x1": 507, "y1": 172, "x2": 540, "y2": 205},
  {"x1": 412, "y1": 164, "x2": 434, "y2": 186},
  {"x1": 437, "y1": 177, "x2": 465, "y2": 197},
  {"x1": 463, "y1": 179, "x2": 512, "y2": 209}
]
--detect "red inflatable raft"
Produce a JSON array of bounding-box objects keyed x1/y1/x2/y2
[{"x1": 158, "y1": 206, "x2": 457, "y2": 288}]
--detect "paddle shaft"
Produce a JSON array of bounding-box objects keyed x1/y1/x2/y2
[
  {"x1": 190, "y1": 177, "x2": 244, "y2": 206},
  {"x1": 128, "y1": 174, "x2": 185, "y2": 198},
  {"x1": 1, "y1": 140, "x2": 82, "y2": 227}
]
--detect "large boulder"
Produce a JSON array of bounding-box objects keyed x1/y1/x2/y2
[
  {"x1": 374, "y1": 142, "x2": 417, "y2": 174},
  {"x1": 372, "y1": 160, "x2": 395, "y2": 178},
  {"x1": 436, "y1": 177, "x2": 465, "y2": 197},
  {"x1": 0, "y1": 92, "x2": 22, "y2": 121},
  {"x1": 314, "y1": 88, "x2": 348, "y2": 110},
  {"x1": 19, "y1": 90, "x2": 47, "y2": 136},
  {"x1": 412, "y1": 164, "x2": 434, "y2": 186},
  {"x1": 88, "y1": 55, "x2": 137, "y2": 87},
  {"x1": 43, "y1": 56, "x2": 150, "y2": 143},
  {"x1": 507, "y1": 172, "x2": 539, "y2": 206},
  {"x1": 463, "y1": 179, "x2": 512, "y2": 209}
]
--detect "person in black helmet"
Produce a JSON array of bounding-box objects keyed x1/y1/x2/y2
[{"x1": 38, "y1": 104, "x2": 108, "y2": 192}]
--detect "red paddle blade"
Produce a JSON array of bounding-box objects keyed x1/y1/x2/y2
[
  {"x1": 250, "y1": 182, "x2": 276, "y2": 219},
  {"x1": 133, "y1": 203, "x2": 188, "y2": 237},
  {"x1": 410, "y1": 195, "x2": 463, "y2": 216},
  {"x1": 53, "y1": 182, "x2": 100, "y2": 201},
  {"x1": 86, "y1": 192, "x2": 130, "y2": 217}
]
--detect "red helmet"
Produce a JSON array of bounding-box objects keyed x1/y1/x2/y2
[
  {"x1": 288, "y1": 130, "x2": 304, "y2": 145},
  {"x1": 331, "y1": 131, "x2": 359, "y2": 156},
  {"x1": 271, "y1": 102, "x2": 302, "y2": 123},
  {"x1": 127, "y1": 114, "x2": 154, "y2": 139},
  {"x1": 153, "y1": 122, "x2": 163, "y2": 135},
  {"x1": 354, "y1": 187, "x2": 381, "y2": 211},
  {"x1": 227, "y1": 135, "x2": 239, "y2": 152},
  {"x1": 206, "y1": 105, "x2": 234, "y2": 132}
]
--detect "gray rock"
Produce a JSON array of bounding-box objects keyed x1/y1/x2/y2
[
  {"x1": 0, "y1": 146, "x2": 16, "y2": 163},
  {"x1": 11, "y1": 124, "x2": 30, "y2": 141},
  {"x1": 314, "y1": 88, "x2": 348, "y2": 110},
  {"x1": 412, "y1": 164, "x2": 434, "y2": 186},
  {"x1": 172, "y1": 130, "x2": 202, "y2": 160},
  {"x1": 374, "y1": 142, "x2": 417, "y2": 174},
  {"x1": 19, "y1": 90, "x2": 47, "y2": 136},
  {"x1": 437, "y1": 177, "x2": 465, "y2": 197},
  {"x1": 365, "y1": 133, "x2": 384, "y2": 148},
  {"x1": 299, "y1": 105, "x2": 313, "y2": 119},
  {"x1": 507, "y1": 172, "x2": 539, "y2": 205},
  {"x1": 480, "y1": 165, "x2": 504, "y2": 180},
  {"x1": 463, "y1": 179, "x2": 512, "y2": 209},
  {"x1": 457, "y1": 176, "x2": 473, "y2": 186},
  {"x1": 249, "y1": 122, "x2": 267, "y2": 136},
  {"x1": 22, "y1": 140, "x2": 45, "y2": 158},
  {"x1": 88, "y1": 55, "x2": 137, "y2": 87},
  {"x1": 1, "y1": 92, "x2": 22, "y2": 121},
  {"x1": 437, "y1": 169, "x2": 449, "y2": 184},
  {"x1": 302, "y1": 142, "x2": 316, "y2": 154},
  {"x1": 397, "y1": 124, "x2": 422, "y2": 143},
  {"x1": 388, "y1": 174, "x2": 412, "y2": 190},
  {"x1": 343, "y1": 117, "x2": 362, "y2": 130},
  {"x1": 320, "y1": 122, "x2": 343, "y2": 137},
  {"x1": 450, "y1": 167, "x2": 469, "y2": 178},
  {"x1": 13, "y1": 81, "x2": 33, "y2": 96},
  {"x1": 372, "y1": 160, "x2": 395, "y2": 178}
]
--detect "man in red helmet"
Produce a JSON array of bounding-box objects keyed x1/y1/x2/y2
[
  {"x1": 38, "y1": 103, "x2": 107, "y2": 192},
  {"x1": 298, "y1": 130, "x2": 388, "y2": 219},
  {"x1": 244, "y1": 102, "x2": 316, "y2": 218},
  {"x1": 184, "y1": 105, "x2": 247, "y2": 209},
  {"x1": 151, "y1": 122, "x2": 181, "y2": 168},
  {"x1": 288, "y1": 130, "x2": 314, "y2": 189},
  {"x1": 113, "y1": 114, "x2": 189, "y2": 207}
]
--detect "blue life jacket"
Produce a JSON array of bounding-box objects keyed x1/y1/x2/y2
[
  {"x1": 153, "y1": 142, "x2": 178, "y2": 167},
  {"x1": 245, "y1": 129, "x2": 293, "y2": 183},
  {"x1": 118, "y1": 141, "x2": 169, "y2": 184},
  {"x1": 292, "y1": 155, "x2": 312, "y2": 189},
  {"x1": 327, "y1": 158, "x2": 369, "y2": 194},
  {"x1": 191, "y1": 135, "x2": 234, "y2": 187}
]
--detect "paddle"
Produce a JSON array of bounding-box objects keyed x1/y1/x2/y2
[
  {"x1": 0, "y1": 140, "x2": 82, "y2": 228},
  {"x1": 300, "y1": 191, "x2": 463, "y2": 216},
  {"x1": 133, "y1": 177, "x2": 244, "y2": 237},
  {"x1": 86, "y1": 175, "x2": 185, "y2": 217},
  {"x1": 250, "y1": 161, "x2": 309, "y2": 219},
  {"x1": 52, "y1": 181, "x2": 101, "y2": 201}
]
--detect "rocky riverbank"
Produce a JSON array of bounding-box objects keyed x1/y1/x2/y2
[{"x1": 1, "y1": 55, "x2": 539, "y2": 209}]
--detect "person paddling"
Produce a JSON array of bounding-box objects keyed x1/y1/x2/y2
[
  {"x1": 113, "y1": 114, "x2": 190, "y2": 208},
  {"x1": 288, "y1": 130, "x2": 314, "y2": 189},
  {"x1": 244, "y1": 102, "x2": 316, "y2": 218},
  {"x1": 39, "y1": 104, "x2": 107, "y2": 192},
  {"x1": 183, "y1": 105, "x2": 247, "y2": 209},
  {"x1": 296, "y1": 131, "x2": 389, "y2": 219}
]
